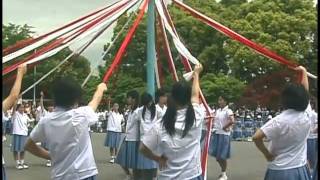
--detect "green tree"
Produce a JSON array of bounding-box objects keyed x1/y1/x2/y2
[
  {"x1": 201, "y1": 73, "x2": 246, "y2": 105},
  {"x1": 102, "y1": 0, "x2": 317, "y2": 108}
]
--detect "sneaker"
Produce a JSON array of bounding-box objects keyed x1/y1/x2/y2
[
  {"x1": 46, "y1": 160, "x2": 52, "y2": 167},
  {"x1": 217, "y1": 174, "x2": 228, "y2": 180},
  {"x1": 16, "y1": 164, "x2": 23, "y2": 170},
  {"x1": 22, "y1": 164, "x2": 29, "y2": 169},
  {"x1": 109, "y1": 158, "x2": 115, "y2": 164}
]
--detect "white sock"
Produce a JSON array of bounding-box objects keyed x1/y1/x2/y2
[
  {"x1": 20, "y1": 159, "x2": 24, "y2": 164},
  {"x1": 221, "y1": 172, "x2": 226, "y2": 176}
]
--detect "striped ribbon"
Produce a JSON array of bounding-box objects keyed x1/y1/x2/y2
[
  {"x1": 159, "y1": 1, "x2": 213, "y2": 179},
  {"x1": 2, "y1": 0, "x2": 128, "y2": 63},
  {"x1": 3, "y1": 0, "x2": 138, "y2": 76}
]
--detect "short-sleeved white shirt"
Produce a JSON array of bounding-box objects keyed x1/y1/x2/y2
[
  {"x1": 260, "y1": 104, "x2": 313, "y2": 170},
  {"x1": 139, "y1": 107, "x2": 158, "y2": 141},
  {"x1": 107, "y1": 111, "x2": 124, "y2": 132},
  {"x1": 30, "y1": 106, "x2": 98, "y2": 180},
  {"x1": 156, "y1": 104, "x2": 167, "y2": 123},
  {"x1": 36, "y1": 106, "x2": 48, "y2": 122},
  {"x1": 12, "y1": 111, "x2": 29, "y2": 136},
  {"x1": 142, "y1": 103, "x2": 205, "y2": 180},
  {"x1": 125, "y1": 108, "x2": 140, "y2": 141},
  {"x1": 308, "y1": 110, "x2": 318, "y2": 139},
  {"x1": 214, "y1": 106, "x2": 233, "y2": 135}
]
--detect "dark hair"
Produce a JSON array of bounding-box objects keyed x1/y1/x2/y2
[
  {"x1": 218, "y1": 95, "x2": 229, "y2": 103},
  {"x1": 46, "y1": 101, "x2": 55, "y2": 107},
  {"x1": 141, "y1": 92, "x2": 156, "y2": 121},
  {"x1": 155, "y1": 89, "x2": 166, "y2": 104},
  {"x1": 16, "y1": 104, "x2": 23, "y2": 111},
  {"x1": 127, "y1": 90, "x2": 139, "y2": 112},
  {"x1": 281, "y1": 83, "x2": 309, "y2": 111},
  {"x1": 52, "y1": 76, "x2": 83, "y2": 108},
  {"x1": 162, "y1": 82, "x2": 195, "y2": 138}
]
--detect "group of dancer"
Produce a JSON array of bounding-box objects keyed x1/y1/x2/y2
[{"x1": 2, "y1": 63, "x2": 318, "y2": 180}]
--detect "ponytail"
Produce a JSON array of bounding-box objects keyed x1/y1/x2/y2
[
  {"x1": 142, "y1": 102, "x2": 156, "y2": 121},
  {"x1": 162, "y1": 103, "x2": 177, "y2": 136}
]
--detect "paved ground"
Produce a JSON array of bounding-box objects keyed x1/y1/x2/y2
[{"x1": 3, "y1": 133, "x2": 268, "y2": 180}]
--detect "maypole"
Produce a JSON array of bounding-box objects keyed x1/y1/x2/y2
[{"x1": 146, "y1": 0, "x2": 156, "y2": 97}]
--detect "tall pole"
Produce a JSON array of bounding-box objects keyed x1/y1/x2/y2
[
  {"x1": 147, "y1": 0, "x2": 156, "y2": 98},
  {"x1": 33, "y1": 66, "x2": 36, "y2": 106}
]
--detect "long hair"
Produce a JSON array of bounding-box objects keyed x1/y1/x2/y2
[
  {"x1": 155, "y1": 88, "x2": 166, "y2": 104},
  {"x1": 162, "y1": 82, "x2": 195, "y2": 138},
  {"x1": 141, "y1": 92, "x2": 156, "y2": 121},
  {"x1": 127, "y1": 90, "x2": 139, "y2": 112}
]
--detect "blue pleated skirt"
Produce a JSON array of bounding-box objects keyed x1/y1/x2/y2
[
  {"x1": 209, "y1": 133, "x2": 231, "y2": 160},
  {"x1": 11, "y1": 134, "x2": 28, "y2": 152},
  {"x1": 116, "y1": 141, "x2": 157, "y2": 169},
  {"x1": 105, "y1": 131, "x2": 121, "y2": 148},
  {"x1": 264, "y1": 165, "x2": 311, "y2": 180},
  {"x1": 307, "y1": 138, "x2": 318, "y2": 168}
]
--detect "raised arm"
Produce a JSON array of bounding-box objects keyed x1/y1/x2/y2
[
  {"x1": 11, "y1": 96, "x2": 21, "y2": 117},
  {"x1": 2, "y1": 64, "x2": 27, "y2": 111},
  {"x1": 40, "y1": 91, "x2": 45, "y2": 112},
  {"x1": 88, "y1": 83, "x2": 108, "y2": 111},
  {"x1": 191, "y1": 64, "x2": 203, "y2": 104},
  {"x1": 294, "y1": 66, "x2": 309, "y2": 92}
]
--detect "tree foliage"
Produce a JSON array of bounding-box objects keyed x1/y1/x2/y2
[{"x1": 101, "y1": 0, "x2": 317, "y2": 109}]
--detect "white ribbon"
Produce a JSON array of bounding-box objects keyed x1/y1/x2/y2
[
  {"x1": 155, "y1": 0, "x2": 199, "y2": 81},
  {"x1": 2, "y1": 0, "x2": 129, "y2": 64},
  {"x1": 23, "y1": 0, "x2": 139, "y2": 65}
]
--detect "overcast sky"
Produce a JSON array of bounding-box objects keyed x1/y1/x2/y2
[{"x1": 3, "y1": 0, "x2": 122, "y2": 74}]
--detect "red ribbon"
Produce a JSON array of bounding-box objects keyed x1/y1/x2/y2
[
  {"x1": 157, "y1": 10, "x2": 179, "y2": 82},
  {"x1": 173, "y1": 0, "x2": 298, "y2": 69},
  {"x1": 3, "y1": 0, "x2": 131, "y2": 76},
  {"x1": 2, "y1": 0, "x2": 123, "y2": 56},
  {"x1": 160, "y1": 0, "x2": 213, "y2": 176},
  {"x1": 102, "y1": 0, "x2": 149, "y2": 83}
]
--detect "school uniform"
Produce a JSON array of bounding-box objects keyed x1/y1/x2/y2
[
  {"x1": 260, "y1": 104, "x2": 313, "y2": 180},
  {"x1": 116, "y1": 108, "x2": 141, "y2": 169},
  {"x1": 105, "y1": 111, "x2": 124, "y2": 148},
  {"x1": 11, "y1": 111, "x2": 29, "y2": 152},
  {"x1": 136, "y1": 107, "x2": 158, "y2": 170},
  {"x1": 209, "y1": 106, "x2": 233, "y2": 160},
  {"x1": 30, "y1": 106, "x2": 99, "y2": 180},
  {"x1": 156, "y1": 104, "x2": 167, "y2": 123},
  {"x1": 307, "y1": 110, "x2": 318, "y2": 170},
  {"x1": 142, "y1": 103, "x2": 205, "y2": 180}
]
